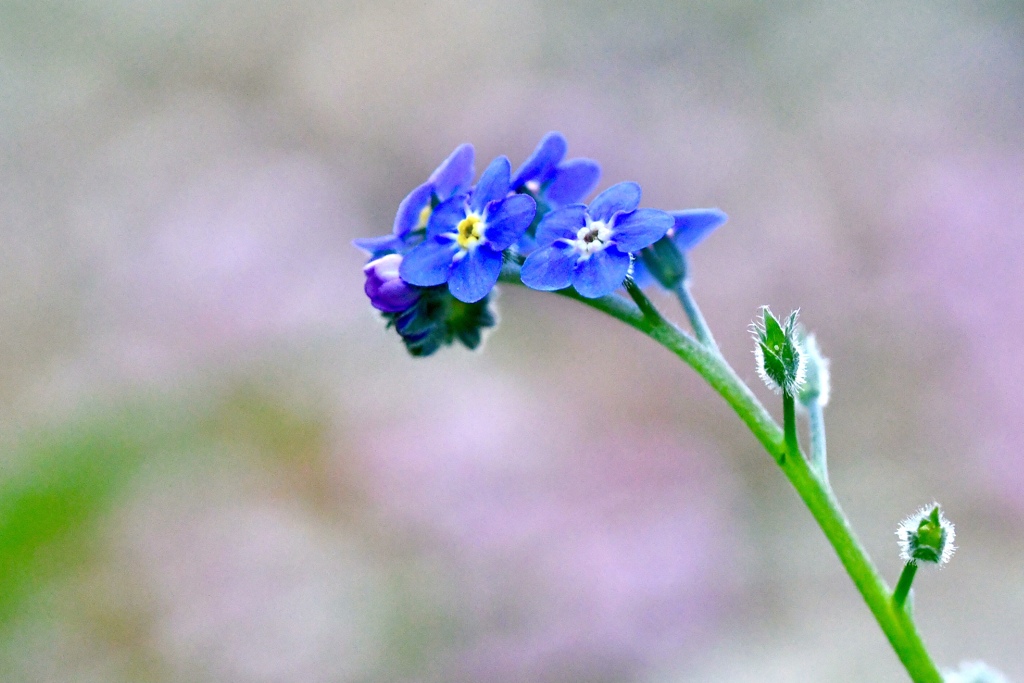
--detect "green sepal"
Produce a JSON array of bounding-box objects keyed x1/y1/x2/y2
[
  {"x1": 640, "y1": 235, "x2": 688, "y2": 289},
  {"x1": 384, "y1": 285, "x2": 497, "y2": 357},
  {"x1": 753, "y1": 308, "x2": 805, "y2": 394},
  {"x1": 909, "y1": 507, "x2": 947, "y2": 564}
]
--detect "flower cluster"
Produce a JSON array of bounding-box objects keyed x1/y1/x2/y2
[{"x1": 355, "y1": 133, "x2": 725, "y2": 356}]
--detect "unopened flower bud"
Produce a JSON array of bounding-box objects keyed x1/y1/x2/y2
[
  {"x1": 896, "y1": 504, "x2": 956, "y2": 566},
  {"x1": 363, "y1": 254, "x2": 420, "y2": 313},
  {"x1": 752, "y1": 307, "x2": 806, "y2": 395},
  {"x1": 797, "y1": 332, "x2": 831, "y2": 407}
]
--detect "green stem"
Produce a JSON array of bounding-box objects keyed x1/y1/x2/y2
[
  {"x1": 783, "y1": 391, "x2": 799, "y2": 465},
  {"x1": 673, "y1": 279, "x2": 721, "y2": 354},
  {"x1": 807, "y1": 399, "x2": 829, "y2": 481},
  {"x1": 497, "y1": 263, "x2": 944, "y2": 682},
  {"x1": 624, "y1": 277, "x2": 663, "y2": 323},
  {"x1": 893, "y1": 562, "x2": 918, "y2": 609}
]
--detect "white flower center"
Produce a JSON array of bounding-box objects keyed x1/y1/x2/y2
[{"x1": 573, "y1": 220, "x2": 613, "y2": 257}]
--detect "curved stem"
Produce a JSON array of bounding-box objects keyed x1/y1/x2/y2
[{"x1": 497, "y1": 264, "x2": 944, "y2": 682}]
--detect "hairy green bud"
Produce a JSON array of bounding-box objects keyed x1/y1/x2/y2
[
  {"x1": 897, "y1": 504, "x2": 956, "y2": 566},
  {"x1": 752, "y1": 307, "x2": 806, "y2": 395}
]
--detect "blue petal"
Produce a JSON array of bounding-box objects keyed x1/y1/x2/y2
[
  {"x1": 448, "y1": 245, "x2": 503, "y2": 303},
  {"x1": 514, "y1": 231, "x2": 539, "y2": 257},
  {"x1": 429, "y1": 143, "x2": 475, "y2": 199},
  {"x1": 587, "y1": 182, "x2": 641, "y2": 222},
  {"x1": 521, "y1": 243, "x2": 577, "y2": 291},
  {"x1": 393, "y1": 182, "x2": 434, "y2": 237},
  {"x1": 573, "y1": 248, "x2": 631, "y2": 298},
  {"x1": 671, "y1": 208, "x2": 728, "y2": 251},
  {"x1": 535, "y1": 205, "x2": 587, "y2": 246},
  {"x1": 511, "y1": 132, "x2": 567, "y2": 188},
  {"x1": 399, "y1": 236, "x2": 456, "y2": 286},
  {"x1": 470, "y1": 156, "x2": 512, "y2": 214},
  {"x1": 353, "y1": 234, "x2": 403, "y2": 256},
  {"x1": 629, "y1": 255, "x2": 655, "y2": 288},
  {"x1": 611, "y1": 208, "x2": 673, "y2": 252},
  {"x1": 544, "y1": 158, "x2": 601, "y2": 206},
  {"x1": 427, "y1": 195, "x2": 469, "y2": 238},
  {"x1": 483, "y1": 194, "x2": 536, "y2": 250}
]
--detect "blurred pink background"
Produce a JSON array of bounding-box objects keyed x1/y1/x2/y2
[{"x1": 0, "y1": 2, "x2": 1021, "y2": 681}]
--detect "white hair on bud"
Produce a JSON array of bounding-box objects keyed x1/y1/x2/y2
[{"x1": 896, "y1": 503, "x2": 956, "y2": 567}]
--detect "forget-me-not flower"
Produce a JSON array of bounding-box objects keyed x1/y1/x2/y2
[
  {"x1": 511, "y1": 132, "x2": 601, "y2": 256},
  {"x1": 512, "y1": 132, "x2": 601, "y2": 209},
  {"x1": 520, "y1": 182, "x2": 672, "y2": 298},
  {"x1": 664, "y1": 208, "x2": 728, "y2": 251},
  {"x1": 632, "y1": 208, "x2": 728, "y2": 288},
  {"x1": 354, "y1": 143, "x2": 475, "y2": 257},
  {"x1": 399, "y1": 156, "x2": 536, "y2": 303}
]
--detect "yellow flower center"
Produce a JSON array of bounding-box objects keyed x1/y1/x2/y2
[
  {"x1": 456, "y1": 214, "x2": 485, "y2": 249},
  {"x1": 417, "y1": 205, "x2": 432, "y2": 230}
]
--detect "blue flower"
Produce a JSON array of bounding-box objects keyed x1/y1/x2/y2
[
  {"x1": 520, "y1": 182, "x2": 673, "y2": 298},
  {"x1": 399, "y1": 156, "x2": 537, "y2": 303},
  {"x1": 353, "y1": 143, "x2": 475, "y2": 257},
  {"x1": 511, "y1": 131, "x2": 601, "y2": 208},
  {"x1": 665, "y1": 208, "x2": 727, "y2": 251},
  {"x1": 510, "y1": 132, "x2": 601, "y2": 256},
  {"x1": 632, "y1": 208, "x2": 728, "y2": 288}
]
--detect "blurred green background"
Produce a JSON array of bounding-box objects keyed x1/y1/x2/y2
[{"x1": 1, "y1": 1, "x2": 1022, "y2": 681}]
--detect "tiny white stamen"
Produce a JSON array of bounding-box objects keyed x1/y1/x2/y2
[{"x1": 573, "y1": 219, "x2": 613, "y2": 257}]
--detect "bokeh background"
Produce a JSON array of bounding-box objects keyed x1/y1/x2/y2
[{"x1": 1, "y1": 1, "x2": 1022, "y2": 681}]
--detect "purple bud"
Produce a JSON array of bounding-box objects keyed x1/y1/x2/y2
[{"x1": 363, "y1": 254, "x2": 419, "y2": 312}]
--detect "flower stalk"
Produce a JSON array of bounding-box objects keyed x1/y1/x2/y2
[
  {"x1": 798, "y1": 333, "x2": 831, "y2": 480},
  {"x1": 673, "y1": 277, "x2": 720, "y2": 353},
  {"x1": 783, "y1": 391, "x2": 799, "y2": 466},
  {"x1": 360, "y1": 134, "x2": 964, "y2": 683},
  {"x1": 498, "y1": 261, "x2": 945, "y2": 683},
  {"x1": 807, "y1": 399, "x2": 829, "y2": 481},
  {"x1": 893, "y1": 561, "x2": 918, "y2": 609}
]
